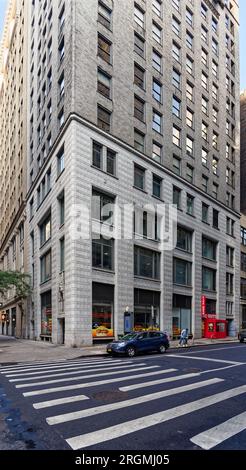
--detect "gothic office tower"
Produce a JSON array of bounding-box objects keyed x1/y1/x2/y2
[{"x1": 25, "y1": 0, "x2": 240, "y2": 346}]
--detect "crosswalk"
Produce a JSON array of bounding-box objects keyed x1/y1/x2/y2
[{"x1": 1, "y1": 356, "x2": 246, "y2": 450}]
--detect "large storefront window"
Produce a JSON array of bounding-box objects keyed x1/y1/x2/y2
[
  {"x1": 172, "y1": 294, "x2": 192, "y2": 338},
  {"x1": 92, "y1": 283, "x2": 114, "y2": 338},
  {"x1": 134, "y1": 289, "x2": 160, "y2": 331},
  {"x1": 41, "y1": 291, "x2": 52, "y2": 336}
]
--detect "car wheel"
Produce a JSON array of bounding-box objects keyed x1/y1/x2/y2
[
  {"x1": 126, "y1": 346, "x2": 136, "y2": 358},
  {"x1": 158, "y1": 344, "x2": 166, "y2": 354}
]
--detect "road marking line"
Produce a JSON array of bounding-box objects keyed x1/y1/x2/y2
[
  {"x1": 16, "y1": 365, "x2": 158, "y2": 389},
  {"x1": 190, "y1": 411, "x2": 246, "y2": 449},
  {"x1": 33, "y1": 394, "x2": 90, "y2": 409},
  {"x1": 176, "y1": 346, "x2": 244, "y2": 355},
  {"x1": 47, "y1": 378, "x2": 223, "y2": 426},
  {"x1": 66, "y1": 385, "x2": 246, "y2": 450},
  {"x1": 1, "y1": 359, "x2": 120, "y2": 375},
  {"x1": 0, "y1": 357, "x2": 109, "y2": 370},
  {"x1": 119, "y1": 372, "x2": 201, "y2": 392},
  {"x1": 22, "y1": 369, "x2": 177, "y2": 397},
  {"x1": 9, "y1": 362, "x2": 133, "y2": 381},
  {"x1": 168, "y1": 354, "x2": 242, "y2": 365}
]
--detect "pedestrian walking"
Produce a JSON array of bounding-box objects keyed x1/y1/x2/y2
[{"x1": 179, "y1": 328, "x2": 189, "y2": 347}]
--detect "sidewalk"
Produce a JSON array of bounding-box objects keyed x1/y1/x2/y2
[{"x1": 0, "y1": 335, "x2": 239, "y2": 364}]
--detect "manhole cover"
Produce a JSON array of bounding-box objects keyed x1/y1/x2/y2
[
  {"x1": 182, "y1": 368, "x2": 201, "y2": 373},
  {"x1": 92, "y1": 390, "x2": 127, "y2": 402}
]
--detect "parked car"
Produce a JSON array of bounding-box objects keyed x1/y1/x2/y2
[
  {"x1": 107, "y1": 331, "x2": 170, "y2": 357},
  {"x1": 238, "y1": 329, "x2": 246, "y2": 343}
]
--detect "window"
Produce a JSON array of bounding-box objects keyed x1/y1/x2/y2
[
  {"x1": 153, "y1": 49, "x2": 162, "y2": 72},
  {"x1": 98, "y1": 2, "x2": 111, "y2": 29},
  {"x1": 212, "y1": 184, "x2": 218, "y2": 201},
  {"x1": 173, "y1": 126, "x2": 181, "y2": 147},
  {"x1": 202, "y1": 267, "x2": 216, "y2": 291},
  {"x1": 186, "y1": 109, "x2": 194, "y2": 128},
  {"x1": 59, "y1": 193, "x2": 65, "y2": 226},
  {"x1": 40, "y1": 215, "x2": 51, "y2": 246},
  {"x1": 134, "y1": 3, "x2": 145, "y2": 26},
  {"x1": 172, "y1": 96, "x2": 181, "y2": 118},
  {"x1": 98, "y1": 35, "x2": 111, "y2": 63},
  {"x1": 134, "y1": 165, "x2": 145, "y2": 190},
  {"x1": 97, "y1": 105, "x2": 111, "y2": 132},
  {"x1": 134, "y1": 63, "x2": 145, "y2": 89},
  {"x1": 186, "y1": 9, "x2": 193, "y2": 27},
  {"x1": 173, "y1": 258, "x2": 192, "y2": 286},
  {"x1": 93, "y1": 141, "x2": 103, "y2": 169},
  {"x1": 186, "y1": 82, "x2": 193, "y2": 101},
  {"x1": 187, "y1": 194, "x2": 194, "y2": 216},
  {"x1": 153, "y1": 22, "x2": 162, "y2": 44},
  {"x1": 226, "y1": 218, "x2": 235, "y2": 237},
  {"x1": 202, "y1": 148, "x2": 208, "y2": 166},
  {"x1": 201, "y1": 3, "x2": 207, "y2": 20},
  {"x1": 177, "y1": 226, "x2": 192, "y2": 253},
  {"x1": 92, "y1": 237, "x2": 114, "y2": 271},
  {"x1": 153, "y1": 175, "x2": 162, "y2": 199},
  {"x1": 212, "y1": 17, "x2": 218, "y2": 34},
  {"x1": 212, "y1": 157, "x2": 218, "y2": 175},
  {"x1": 172, "y1": 0, "x2": 180, "y2": 11},
  {"x1": 58, "y1": 109, "x2": 64, "y2": 128},
  {"x1": 40, "y1": 251, "x2": 52, "y2": 283},
  {"x1": 153, "y1": 79, "x2": 162, "y2": 102},
  {"x1": 212, "y1": 60, "x2": 218, "y2": 78},
  {"x1": 226, "y1": 273, "x2": 234, "y2": 295},
  {"x1": 202, "y1": 237, "x2": 217, "y2": 260},
  {"x1": 241, "y1": 227, "x2": 246, "y2": 246},
  {"x1": 186, "y1": 56, "x2": 193, "y2": 74},
  {"x1": 134, "y1": 33, "x2": 145, "y2": 58},
  {"x1": 30, "y1": 198, "x2": 34, "y2": 219},
  {"x1": 186, "y1": 136, "x2": 193, "y2": 156},
  {"x1": 173, "y1": 186, "x2": 181, "y2": 209},
  {"x1": 57, "y1": 145, "x2": 64, "y2": 175},
  {"x1": 173, "y1": 156, "x2": 181, "y2": 175},
  {"x1": 172, "y1": 16, "x2": 180, "y2": 36},
  {"x1": 202, "y1": 203, "x2": 209, "y2": 223},
  {"x1": 134, "y1": 246, "x2": 160, "y2": 279},
  {"x1": 202, "y1": 96, "x2": 208, "y2": 115},
  {"x1": 58, "y1": 37, "x2": 64, "y2": 62},
  {"x1": 186, "y1": 31, "x2": 193, "y2": 49},
  {"x1": 105, "y1": 148, "x2": 116, "y2": 176},
  {"x1": 241, "y1": 279, "x2": 246, "y2": 300},
  {"x1": 213, "y1": 107, "x2": 218, "y2": 125},
  {"x1": 201, "y1": 48, "x2": 208, "y2": 67},
  {"x1": 92, "y1": 190, "x2": 115, "y2": 224},
  {"x1": 172, "y1": 42, "x2": 181, "y2": 62},
  {"x1": 212, "y1": 83, "x2": 218, "y2": 101},
  {"x1": 173, "y1": 69, "x2": 181, "y2": 89},
  {"x1": 227, "y1": 246, "x2": 234, "y2": 267},
  {"x1": 201, "y1": 25, "x2": 208, "y2": 43},
  {"x1": 134, "y1": 129, "x2": 145, "y2": 152},
  {"x1": 186, "y1": 164, "x2": 194, "y2": 183},
  {"x1": 134, "y1": 95, "x2": 145, "y2": 122},
  {"x1": 241, "y1": 252, "x2": 246, "y2": 271},
  {"x1": 202, "y1": 175, "x2": 208, "y2": 193},
  {"x1": 212, "y1": 38, "x2": 218, "y2": 56},
  {"x1": 202, "y1": 122, "x2": 208, "y2": 141},
  {"x1": 152, "y1": 142, "x2": 162, "y2": 162},
  {"x1": 60, "y1": 238, "x2": 65, "y2": 272},
  {"x1": 153, "y1": 110, "x2": 162, "y2": 133},
  {"x1": 98, "y1": 69, "x2": 111, "y2": 98},
  {"x1": 201, "y1": 72, "x2": 208, "y2": 91},
  {"x1": 153, "y1": 0, "x2": 162, "y2": 17}
]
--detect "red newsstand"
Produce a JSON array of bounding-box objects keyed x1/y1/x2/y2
[{"x1": 202, "y1": 318, "x2": 228, "y2": 339}]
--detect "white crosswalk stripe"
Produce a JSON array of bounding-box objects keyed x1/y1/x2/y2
[
  {"x1": 2, "y1": 356, "x2": 246, "y2": 451},
  {"x1": 46, "y1": 378, "x2": 223, "y2": 426},
  {"x1": 66, "y1": 385, "x2": 246, "y2": 450},
  {"x1": 190, "y1": 411, "x2": 246, "y2": 449}
]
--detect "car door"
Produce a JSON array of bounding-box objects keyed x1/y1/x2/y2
[
  {"x1": 148, "y1": 331, "x2": 162, "y2": 350},
  {"x1": 136, "y1": 332, "x2": 151, "y2": 352}
]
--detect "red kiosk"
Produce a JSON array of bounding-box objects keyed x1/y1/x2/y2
[{"x1": 201, "y1": 296, "x2": 227, "y2": 339}]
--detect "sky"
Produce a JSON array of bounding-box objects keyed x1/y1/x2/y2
[{"x1": 0, "y1": 0, "x2": 245, "y2": 88}]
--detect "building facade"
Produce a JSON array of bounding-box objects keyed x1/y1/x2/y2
[
  {"x1": 23, "y1": 0, "x2": 241, "y2": 346},
  {"x1": 240, "y1": 214, "x2": 246, "y2": 329},
  {"x1": 0, "y1": 0, "x2": 240, "y2": 345},
  {"x1": 0, "y1": 0, "x2": 29, "y2": 338},
  {"x1": 240, "y1": 91, "x2": 246, "y2": 329}
]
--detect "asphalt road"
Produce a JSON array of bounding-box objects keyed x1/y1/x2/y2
[{"x1": 1, "y1": 342, "x2": 246, "y2": 451}]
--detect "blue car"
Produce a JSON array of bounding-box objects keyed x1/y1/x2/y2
[{"x1": 107, "y1": 331, "x2": 170, "y2": 357}]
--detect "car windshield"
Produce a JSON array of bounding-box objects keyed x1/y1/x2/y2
[{"x1": 121, "y1": 333, "x2": 138, "y2": 341}]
